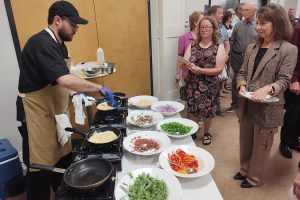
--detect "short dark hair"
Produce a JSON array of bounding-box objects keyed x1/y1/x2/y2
[
  {"x1": 48, "y1": 15, "x2": 55, "y2": 25},
  {"x1": 222, "y1": 11, "x2": 232, "y2": 25},
  {"x1": 208, "y1": 5, "x2": 223, "y2": 16},
  {"x1": 257, "y1": 3, "x2": 293, "y2": 41}
]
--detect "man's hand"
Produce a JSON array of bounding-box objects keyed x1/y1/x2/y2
[
  {"x1": 99, "y1": 86, "x2": 113, "y2": 102},
  {"x1": 290, "y1": 81, "x2": 300, "y2": 95}
]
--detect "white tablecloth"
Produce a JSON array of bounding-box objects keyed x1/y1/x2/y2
[{"x1": 116, "y1": 109, "x2": 223, "y2": 200}]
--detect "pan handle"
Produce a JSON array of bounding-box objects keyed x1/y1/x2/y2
[
  {"x1": 65, "y1": 127, "x2": 87, "y2": 138},
  {"x1": 30, "y1": 163, "x2": 66, "y2": 173}
]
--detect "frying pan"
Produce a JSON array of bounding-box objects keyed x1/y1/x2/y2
[
  {"x1": 65, "y1": 126, "x2": 121, "y2": 145},
  {"x1": 96, "y1": 96, "x2": 121, "y2": 116},
  {"x1": 30, "y1": 157, "x2": 112, "y2": 190}
]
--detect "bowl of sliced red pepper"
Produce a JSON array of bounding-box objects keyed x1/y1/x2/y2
[{"x1": 159, "y1": 145, "x2": 215, "y2": 178}]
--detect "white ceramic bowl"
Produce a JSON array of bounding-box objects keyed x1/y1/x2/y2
[
  {"x1": 123, "y1": 131, "x2": 171, "y2": 156},
  {"x1": 151, "y1": 101, "x2": 184, "y2": 116},
  {"x1": 159, "y1": 145, "x2": 215, "y2": 178},
  {"x1": 127, "y1": 110, "x2": 164, "y2": 128},
  {"x1": 128, "y1": 95, "x2": 158, "y2": 109}
]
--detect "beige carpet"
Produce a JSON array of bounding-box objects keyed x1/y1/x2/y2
[{"x1": 181, "y1": 91, "x2": 300, "y2": 200}]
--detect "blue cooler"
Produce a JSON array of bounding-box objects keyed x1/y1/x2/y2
[{"x1": 0, "y1": 138, "x2": 23, "y2": 199}]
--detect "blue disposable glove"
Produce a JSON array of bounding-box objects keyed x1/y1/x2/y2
[{"x1": 99, "y1": 86, "x2": 114, "y2": 103}]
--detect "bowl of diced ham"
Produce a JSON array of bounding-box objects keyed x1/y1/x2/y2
[{"x1": 151, "y1": 101, "x2": 184, "y2": 116}]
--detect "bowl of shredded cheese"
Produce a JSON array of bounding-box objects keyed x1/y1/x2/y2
[{"x1": 128, "y1": 95, "x2": 158, "y2": 109}]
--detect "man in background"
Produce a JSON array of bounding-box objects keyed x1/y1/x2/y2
[
  {"x1": 279, "y1": 23, "x2": 300, "y2": 159},
  {"x1": 288, "y1": 8, "x2": 299, "y2": 26},
  {"x1": 208, "y1": 5, "x2": 230, "y2": 116},
  {"x1": 226, "y1": 3, "x2": 257, "y2": 113}
]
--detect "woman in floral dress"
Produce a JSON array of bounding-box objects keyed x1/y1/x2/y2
[{"x1": 182, "y1": 16, "x2": 226, "y2": 145}]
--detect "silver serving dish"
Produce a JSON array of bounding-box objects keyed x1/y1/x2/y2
[
  {"x1": 82, "y1": 67, "x2": 101, "y2": 77},
  {"x1": 102, "y1": 62, "x2": 115, "y2": 74}
]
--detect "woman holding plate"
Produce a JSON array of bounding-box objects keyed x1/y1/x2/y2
[
  {"x1": 182, "y1": 16, "x2": 226, "y2": 145},
  {"x1": 235, "y1": 4, "x2": 297, "y2": 188}
]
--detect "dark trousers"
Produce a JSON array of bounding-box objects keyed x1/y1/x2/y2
[
  {"x1": 280, "y1": 90, "x2": 300, "y2": 147},
  {"x1": 25, "y1": 153, "x2": 72, "y2": 200},
  {"x1": 230, "y1": 52, "x2": 244, "y2": 108}
]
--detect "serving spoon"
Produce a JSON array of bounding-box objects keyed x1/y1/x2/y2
[{"x1": 168, "y1": 161, "x2": 197, "y2": 174}]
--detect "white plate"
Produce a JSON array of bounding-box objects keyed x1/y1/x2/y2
[
  {"x1": 156, "y1": 118, "x2": 198, "y2": 138},
  {"x1": 115, "y1": 168, "x2": 182, "y2": 200},
  {"x1": 159, "y1": 145, "x2": 215, "y2": 178},
  {"x1": 123, "y1": 131, "x2": 171, "y2": 156},
  {"x1": 128, "y1": 95, "x2": 158, "y2": 108},
  {"x1": 127, "y1": 110, "x2": 164, "y2": 128},
  {"x1": 241, "y1": 92, "x2": 279, "y2": 103},
  {"x1": 151, "y1": 101, "x2": 184, "y2": 116},
  {"x1": 70, "y1": 61, "x2": 117, "y2": 79}
]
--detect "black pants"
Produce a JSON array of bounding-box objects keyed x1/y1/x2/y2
[
  {"x1": 25, "y1": 153, "x2": 72, "y2": 200},
  {"x1": 16, "y1": 96, "x2": 72, "y2": 200},
  {"x1": 230, "y1": 52, "x2": 244, "y2": 108},
  {"x1": 280, "y1": 90, "x2": 300, "y2": 147}
]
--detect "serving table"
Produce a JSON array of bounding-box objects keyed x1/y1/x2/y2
[{"x1": 116, "y1": 107, "x2": 223, "y2": 200}]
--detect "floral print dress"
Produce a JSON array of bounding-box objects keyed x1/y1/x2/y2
[{"x1": 186, "y1": 42, "x2": 220, "y2": 119}]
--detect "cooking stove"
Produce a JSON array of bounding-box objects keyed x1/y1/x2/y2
[
  {"x1": 92, "y1": 107, "x2": 128, "y2": 132},
  {"x1": 56, "y1": 163, "x2": 117, "y2": 200},
  {"x1": 75, "y1": 132, "x2": 124, "y2": 171},
  {"x1": 85, "y1": 105, "x2": 128, "y2": 171},
  {"x1": 56, "y1": 100, "x2": 128, "y2": 199}
]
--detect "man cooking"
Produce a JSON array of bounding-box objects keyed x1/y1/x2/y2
[{"x1": 16, "y1": 1, "x2": 113, "y2": 199}]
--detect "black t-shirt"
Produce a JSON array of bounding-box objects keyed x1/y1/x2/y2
[{"x1": 18, "y1": 30, "x2": 69, "y2": 93}]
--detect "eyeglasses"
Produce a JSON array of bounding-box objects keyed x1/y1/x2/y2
[
  {"x1": 200, "y1": 26, "x2": 213, "y2": 30},
  {"x1": 62, "y1": 17, "x2": 78, "y2": 31}
]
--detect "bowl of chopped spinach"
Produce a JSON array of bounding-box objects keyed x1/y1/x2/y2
[{"x1": 156, "y1": 118, "x2": 199, "y2": 138}]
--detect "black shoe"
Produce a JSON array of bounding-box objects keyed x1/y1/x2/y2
[
  {"x1": 279, "y1": 144, "x2": 292, "y2": 159},
  {"x1": 226, "y1": 106, "x2": 238, "y2": 113},
  {"x1": 291, "y1": 144, "x2": 300, "y2": 153},
  {"x1": 191, "y1": 133, "x2": 197, "y2": 140},
  {"x1": 216, "y1": 110, "x2": 225, "y2": 116},
  {"x1": 234, "y1": 172, "x2": 247, "y2": 180},
  {"x1": 241, "y1": 180, "x2": 255, "y2": 188}
]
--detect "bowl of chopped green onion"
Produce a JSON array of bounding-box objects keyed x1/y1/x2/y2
[
  {"x1": 115, "y1": 168, "x2": 182, "y2": 200},
  {"x1": 156, "y1": 118, "x2": 198, "y2": 138}
]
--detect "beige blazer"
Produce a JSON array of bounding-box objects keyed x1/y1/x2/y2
[{"x1": 236, "y1": 40, "x2": 297, "y2": 128}]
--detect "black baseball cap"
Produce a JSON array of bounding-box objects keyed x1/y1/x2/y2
[{"x1": 49, "y1": 1, "x2": 88, "y2": 25}]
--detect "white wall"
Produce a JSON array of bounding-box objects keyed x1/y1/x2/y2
[{"x1": 0, "y1": 1, "x2": 22, "y2": 151}]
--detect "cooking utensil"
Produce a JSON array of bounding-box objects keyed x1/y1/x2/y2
[
  {"x1": 65, "y1": 126, "x2": 121, "y2": 145},
  {"x1": 102, "y1": 62, "x2": 115, "y2": 74},
  {"x1": 168, "y1": 161, "x2": 197, "y2": 174},
  {"x1": 82, "y1": 67, "x2": 101, "y2": 77},
  {"x1": 30, "y1": 157, "x2": 112, "y2": 190},
  {"x1": 96, "y1": 96, "x2": 121, "y2": 117},
  {"x1": 113, "y1": 92, "x2": 127, "y2": 107}
]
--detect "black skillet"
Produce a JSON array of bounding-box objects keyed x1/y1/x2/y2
[
  {"x1": 30, "y1": 157, "x2": 112, "y2": 190},
  {"x1": 65, "y1": 126, "x2": 121, "y2": 145},
  {"x1": 96, "y1": 96, "x2": 122, "y2": 117}
]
